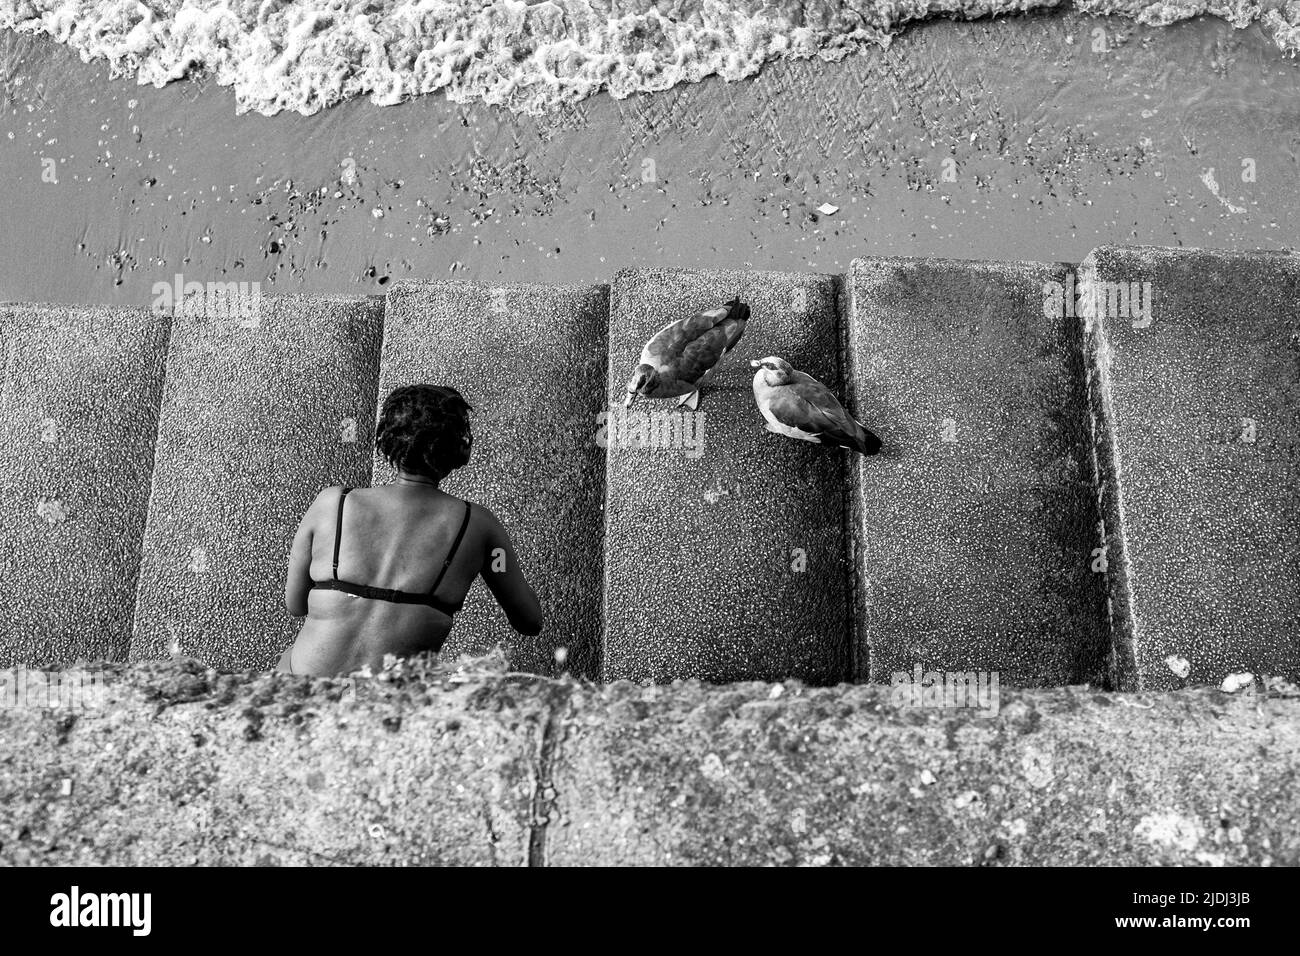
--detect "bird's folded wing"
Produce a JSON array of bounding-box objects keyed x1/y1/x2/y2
[
  {"x1": 643, "y1": 320, "x2": 684, "y2": 358},
  {"x1": 667, "y1": 307, "x2": 729, "y2": 342},
  {"x1": 672, "y1": 327, "x2": 734, "y2": 383},
  {"x1": 644, "y1": 311, "x2": 715, "y2": 358},
  {"x1": 769, "y1": 382, "x2": 854, "y2": 437}
]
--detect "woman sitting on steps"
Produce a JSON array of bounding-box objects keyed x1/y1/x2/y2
[{"x1": 277, "y1": 384, "x2": 542, "y2": 677}]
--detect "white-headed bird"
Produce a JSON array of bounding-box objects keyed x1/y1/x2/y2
[
  {"x1": 623, "y1": 298, "x2": 750, "y2": 409},
  {"x1": 750, "y1": 356, "x2": 881, "y2": 455}
]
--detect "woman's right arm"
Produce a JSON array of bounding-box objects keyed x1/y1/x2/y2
[
  {"x1": 285, "y1": 488, "x2": 328, "y2": 618},
  {"x1": 478, "y1": 507, "x2": 543, "y2": 636}
]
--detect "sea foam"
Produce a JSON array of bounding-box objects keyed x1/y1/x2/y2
[{"x1": 1, "y1": 0, "x2": 1295, "y2": 115}]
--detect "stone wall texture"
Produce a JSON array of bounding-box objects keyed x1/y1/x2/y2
[{"x1": 1, "y1": 660, "x2": 1295, "y2": 866}]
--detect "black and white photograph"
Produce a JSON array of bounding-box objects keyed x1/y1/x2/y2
[{"x1": 0, "y1": 0, "x2": 1296, "y2": 901}]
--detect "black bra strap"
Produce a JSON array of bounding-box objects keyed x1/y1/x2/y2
[
  {"x1": 332, "y1": 487, "x2": 352, "y2": 580},
  {"x1": 429, "y1": 501, "x2": 472, "y2": 596}
]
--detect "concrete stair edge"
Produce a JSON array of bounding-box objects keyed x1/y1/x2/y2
[{"x1": 1077, "y1": 247, "x2": 1142, "y2": 691}]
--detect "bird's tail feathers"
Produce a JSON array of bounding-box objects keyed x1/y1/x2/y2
[
  {"x1": 718, "y1": 298, "x2": 749, "y2": 352},
  {"x1": 724, "y1": 297, "x2": 750, "y2": 323},
  {"x1": 829, "y1": 419, "x2": 881, "y2": 456},
  {"x1": 852, "y1": 422, "x2": 883, "y2": 456}
]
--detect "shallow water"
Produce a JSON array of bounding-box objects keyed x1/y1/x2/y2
[
  {"x1": 2, "y1": 0, "x2": 1297, "y2": 115},
  {"x1": 1, "y1": 12, "x2": 1297, "y2": 306}
]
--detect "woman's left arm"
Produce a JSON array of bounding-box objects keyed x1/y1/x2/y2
[{"x1": 284, "y1": 493, "x2": 320, "y2": 617}]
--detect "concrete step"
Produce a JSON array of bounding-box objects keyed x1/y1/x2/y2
[
  {"x1": 602, "y1": 268, "x2": 852, "y2": 684},
  {"x1": 1082, "y1": 246, "x2": 1300, "y2": 690},
  {"x1": 0, "y1": 305, "x2": 170, "y2": 666},
  {"x1": 844, "y1": 257, "x2": 1112, "y2": 687},
  {"x1": 378, "y1": 281, "x2": 608, "y2": 678},
  {"x1": 7, "y1": 245, "x2": 1297, "y2": 689},
  {"x1": 131, "y1": 294, "x2": 384, "y2": 670}
]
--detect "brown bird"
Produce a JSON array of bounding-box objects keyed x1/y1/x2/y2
[
  {"x1": 750, "y1": 356, "x2": 881, "y2": 455},
  {"x1": 623, "y1": 298, "x2": 749, "y2": 409}
]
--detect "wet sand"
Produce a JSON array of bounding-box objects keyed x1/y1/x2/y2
[{"x1": 1, "y1": 12, "x2": 1297, "y2": 307}]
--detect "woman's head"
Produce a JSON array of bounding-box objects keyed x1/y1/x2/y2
[{"x1": 376, "y1": 384, "x2": 473, "y2": 482}]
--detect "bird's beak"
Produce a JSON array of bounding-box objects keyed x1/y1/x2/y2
[
  {"x1": 623, "y1": 391, "x2": 636, "y2": 408},
  {"x1": 749, "y1": 359, "x2": 762, "y2": 368}
]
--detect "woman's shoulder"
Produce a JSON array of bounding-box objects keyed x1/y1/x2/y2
[
  {"x1": 450, "y1": 497, "x2": 501, "y2": 535},
  {"x1": 304, "y1": 484, "x2": 349, "y2": 512}
]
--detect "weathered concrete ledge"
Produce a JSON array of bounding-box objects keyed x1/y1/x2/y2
[{"x1": 2, "y1": 658, "x2": 1296, "y2": 866}]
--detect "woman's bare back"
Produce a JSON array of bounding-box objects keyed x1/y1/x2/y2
[{"x1": 280, "y1": 482, "x2": 540, "y2": 676}]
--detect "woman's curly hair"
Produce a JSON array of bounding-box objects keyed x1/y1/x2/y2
[{"x1": 376, "y1": 384, "x2": 473, "y2": 482}]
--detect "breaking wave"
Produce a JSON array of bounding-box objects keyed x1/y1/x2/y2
[{"x1": 1, "y1": 0, "x2": 1296, "y2": 115}]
